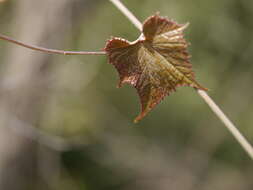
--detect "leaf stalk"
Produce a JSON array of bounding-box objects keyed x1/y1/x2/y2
[{"x1": 0, "y1": 33, "x2": 106, "y2": 55}]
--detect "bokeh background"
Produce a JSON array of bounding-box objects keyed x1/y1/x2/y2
[{"x1": 0, "y1": 0, "x2": 253, "y2": 190}]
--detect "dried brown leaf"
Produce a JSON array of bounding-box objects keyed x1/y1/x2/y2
[{"x1": 105, "y1": 14, "x2": 207, "y2": 122}]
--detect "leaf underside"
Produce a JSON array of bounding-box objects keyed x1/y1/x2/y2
[{"x1": 104, "y1": 14, "x2": 207, "y2": 123}]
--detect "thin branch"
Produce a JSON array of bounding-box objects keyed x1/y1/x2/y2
[
  {"x1": 110, "y1": 0, "x2": 253, "y2": 160},
  {"x1": 197, "y1": 90, "x2": 253, "y2": 159},
  {"x1": 109, "y1": 0, "x2": 142, "y2": 31},
  {"x1": 0, "y1": 33, "x2": 106, "y2": 55}
]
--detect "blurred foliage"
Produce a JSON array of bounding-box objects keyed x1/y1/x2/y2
[{"x1": 0, "y1": 0, "x2": 253, "y2": 190}]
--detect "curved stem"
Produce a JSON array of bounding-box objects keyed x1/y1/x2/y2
[
  {"x1": 0, "y1": 33, "x2": 106, "y2": 55},
  {"x1": 110, "y1": 0, "x2": 253, "y2": 160}
]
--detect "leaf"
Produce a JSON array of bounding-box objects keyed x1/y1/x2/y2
[{"x1": 104, "y1": 13, "x2": 207, "y2": 123}]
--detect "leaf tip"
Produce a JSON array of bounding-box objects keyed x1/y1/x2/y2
[{"x1": 134, "y1": 114, "x2": 144, "y2": 123}]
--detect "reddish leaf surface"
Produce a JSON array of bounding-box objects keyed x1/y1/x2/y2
[{"x1": 104, "y1": 14, "x2": 207, "y2": 123}]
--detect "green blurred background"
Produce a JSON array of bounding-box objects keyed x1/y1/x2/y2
[{"x1": 0, "y1": 0, "x2": 252, "y2": 190}]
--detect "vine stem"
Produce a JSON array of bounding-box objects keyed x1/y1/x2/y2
[
  {"x1": 109, "y1": 0, "x2": 253, "y2": 160},
  {"x1": 109, "y1": 0, "x2": 142, "y2": 31},
  {"x1": 0, "y1": 33, "x2": 106, "y2": 55},
  {"x1": 197, "y1": 90, "x2": 253, "y2": 159}
]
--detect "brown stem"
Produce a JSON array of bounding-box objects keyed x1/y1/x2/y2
[{"x1": 0, "y1": 33, "x2": 106, "y2": 55}]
